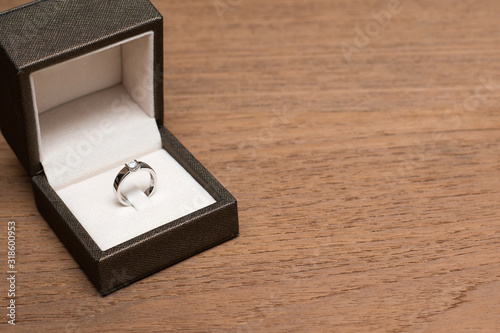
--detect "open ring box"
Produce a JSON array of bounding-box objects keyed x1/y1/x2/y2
[{"x1": 0, "y1": 0, "x2": 239, "y2": 295}]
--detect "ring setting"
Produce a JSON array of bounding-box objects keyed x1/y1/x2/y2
[
  {"x1": 126, "y1": 160, "x2": 140, "y2": 171},
  {"x1": 113, "y1": 160, "x2": 157, "y2": 207}
]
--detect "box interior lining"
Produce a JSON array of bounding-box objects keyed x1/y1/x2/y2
[{"x1": 28, "y1": 31, "x2": 216, "y2": 251}]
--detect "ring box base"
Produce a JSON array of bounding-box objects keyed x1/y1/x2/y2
[{"x1": 32, "y1": 127, "x2": 239, "y2": 295}]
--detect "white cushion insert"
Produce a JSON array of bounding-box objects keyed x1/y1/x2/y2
[{"x1": 57, "y1": 149, "x2": 216, "y2": 251}]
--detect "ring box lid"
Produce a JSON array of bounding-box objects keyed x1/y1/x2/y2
[{"x1": 0, "y1": 0, "x2": 164, "y2": 177}]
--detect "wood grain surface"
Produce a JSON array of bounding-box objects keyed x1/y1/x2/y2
[{"x1": 1, "y1": 0, "x2": 499, "y2": 331}]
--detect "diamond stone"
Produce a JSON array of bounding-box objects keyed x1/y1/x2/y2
[{"x1": 126, "y1": 160, "x2": 139, "y2": 171}]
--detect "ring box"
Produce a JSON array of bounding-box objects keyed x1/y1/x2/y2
[{"x1": 0, "y1": 0, "x2": 239, "y2": 295}]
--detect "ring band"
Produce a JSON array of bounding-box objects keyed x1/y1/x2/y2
[{"x1": 113, "y1": 160, "x2": 157, "y2": 206}]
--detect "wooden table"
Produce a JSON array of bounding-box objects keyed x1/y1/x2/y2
[{"x1": 1, "y1": 0, "x2": 499, "y2": 331}]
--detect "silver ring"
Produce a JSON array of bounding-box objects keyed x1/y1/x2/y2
[{"x1": 113, "y1": 160, "x2": 157, "y2": 206}]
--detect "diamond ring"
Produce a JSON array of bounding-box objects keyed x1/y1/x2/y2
[{"x1": 113, "y1": 160, "x2": 157, "y2": 206}]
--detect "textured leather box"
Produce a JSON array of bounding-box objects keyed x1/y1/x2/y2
[{"x1": 0, "y1": 0, "x2": 238, "y2": 295}]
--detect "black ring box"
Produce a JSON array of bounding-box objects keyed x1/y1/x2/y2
[{"x1": 0, "y1": 0, "x2": 239, "y2": 295}]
